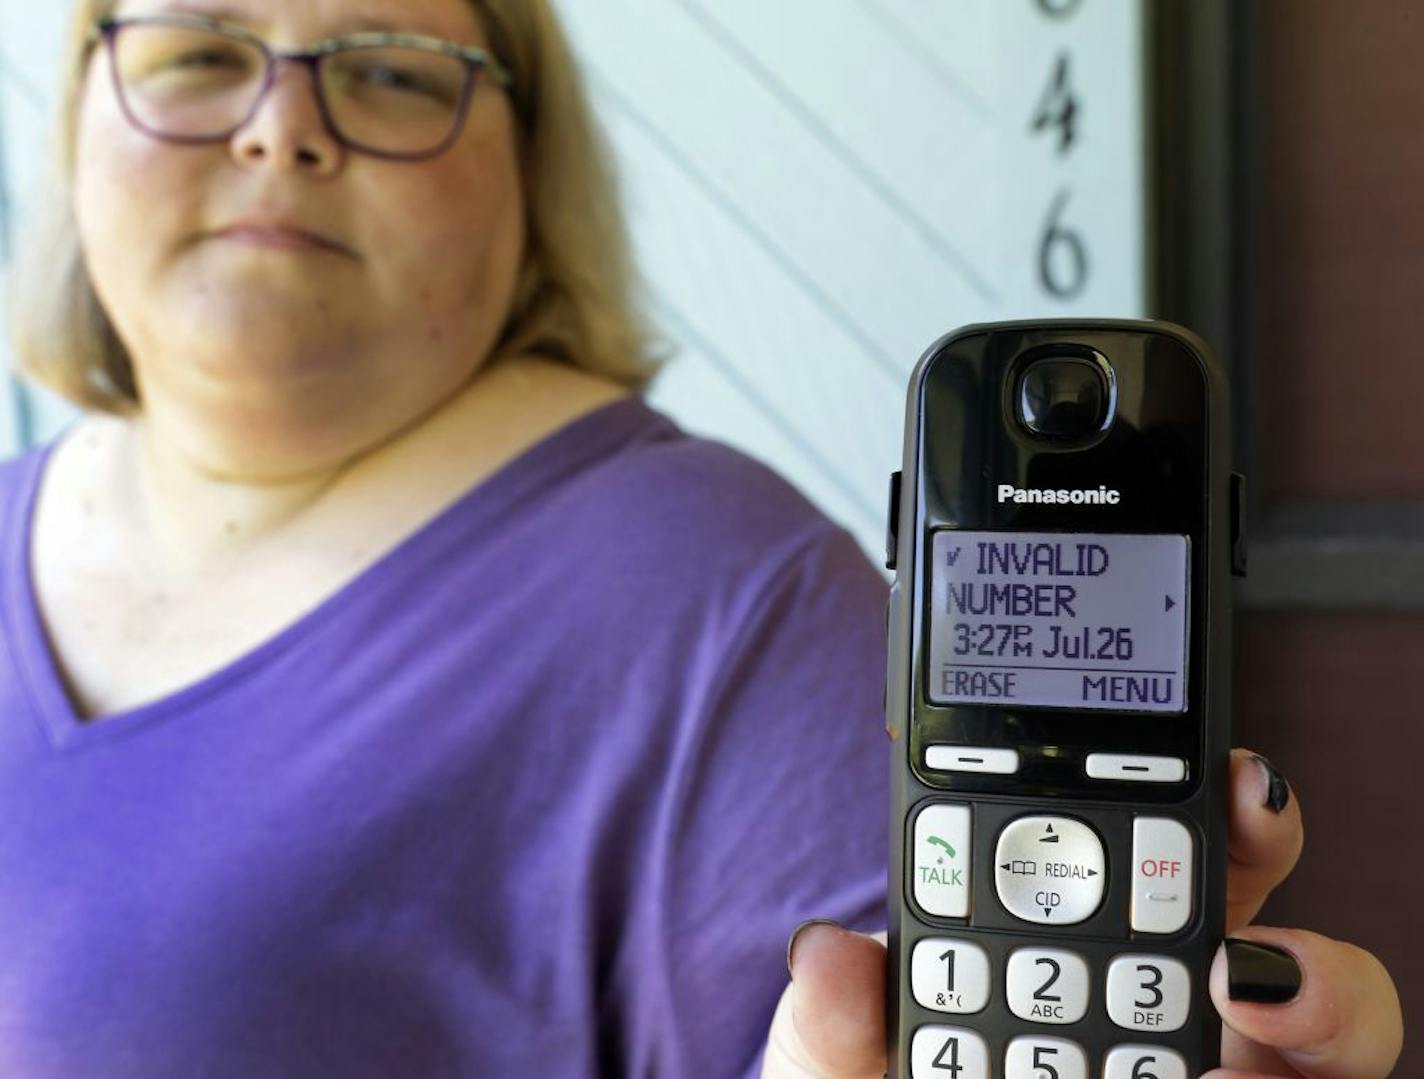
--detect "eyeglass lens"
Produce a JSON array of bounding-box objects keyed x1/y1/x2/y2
[{"x1": 111, "y1": 23, "x2": 472, "y2": 156}]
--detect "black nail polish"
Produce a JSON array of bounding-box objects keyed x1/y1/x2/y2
[
  {"x1": 1252, "y1": 753, "x2": 1291, "y2": 813},
  {"x1": 786, "y1": 918, "x2": 842, "y2": 978},
  {"x1": 1226, "y1": 938, "x2": 1302, "y2": 1003}
]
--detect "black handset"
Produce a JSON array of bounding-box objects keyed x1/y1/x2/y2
[{"x1": 884, "y1": 319, "x2": 1242, "y2": 1079}]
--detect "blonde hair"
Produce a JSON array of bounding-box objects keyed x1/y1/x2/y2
[{"x1": 6, "y1": 0, "x2": 662, "y2": 415}]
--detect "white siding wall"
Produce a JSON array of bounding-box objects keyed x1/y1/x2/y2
[{"x1": 0, "y1": 4, "x2": 75, "y2": 451}]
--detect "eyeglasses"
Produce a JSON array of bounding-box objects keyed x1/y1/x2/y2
[{"x1": 88, "y1": 14, "x2": 514, "y2": 161}]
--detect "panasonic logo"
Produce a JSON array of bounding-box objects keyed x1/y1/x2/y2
[{"x1": 998, "y1": 484, "x2": 1121, "y2": 506}]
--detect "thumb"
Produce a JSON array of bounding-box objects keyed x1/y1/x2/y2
[{"x1": 760, "y1": 920, "x2": 888, "y2": 1079}]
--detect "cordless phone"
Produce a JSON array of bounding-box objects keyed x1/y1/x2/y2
[{"x1": 884, "y1": 319, "x2": 1243, "y2": 1079}]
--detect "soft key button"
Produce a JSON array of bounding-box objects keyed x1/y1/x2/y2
[
  {"x1": 1131, "y1": 817, "x2": 1195, "y2": 933},
  {"x1": 912, "y1": 803, "x2": 972, "y2": 917},
  {"x1": 1005, "y1": 947, "x2": 1090, "y2": 1024},
  {"x1": 1102, "y1": 1045, "x2": 1188, "y2": 1079},
  {"x1": 993, "y1": 815, "x2": 1105, "y2": 925},
  {"x1": 1005, "y1": 1035, "x2": 1087, "y2": 1079},
  {"x1": 1085, "y1": 753, "x2": 1187, "y2": 782},
  {"x1": 1106, "y1": 955, "x2": 1191, "y2": 1033},
  {"x1": 924, "y1": 745, "x2": 1020, "y2": 774},
  {"x1": 910, "y1": 1026, "x2": 989, "y2": 1079},
  {"x1": 910, "y1": 938, "x2": 990, "y2": 1013}
]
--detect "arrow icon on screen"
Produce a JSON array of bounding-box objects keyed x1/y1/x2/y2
[{"x1": 1165, "y1": 595, "x2": 1176, "y2": 612}]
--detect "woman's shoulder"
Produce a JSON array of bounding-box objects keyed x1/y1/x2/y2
[
  {"x1": 543, "y1": 395, "x2": 879, "y2": 589},
  {"x1": 574, "y1": 401, "x2": 837, "y2": 530}
]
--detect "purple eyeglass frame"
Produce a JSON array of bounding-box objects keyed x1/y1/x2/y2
[{"x1": 87, "y1": 13, "x2": 515, "y2": 162}]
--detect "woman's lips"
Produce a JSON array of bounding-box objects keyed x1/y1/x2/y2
[{"x1": 211, "y1": 224, "x2": 351, "y2": 255}]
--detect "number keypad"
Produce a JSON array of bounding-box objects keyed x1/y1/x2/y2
[{"x1": 910, "y1": 948, "x2": 1194, "y2": 1073}]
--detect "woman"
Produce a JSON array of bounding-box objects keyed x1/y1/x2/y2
[{"x1": 1, "y1": 0, "x2": 1403, "y2": 1076}]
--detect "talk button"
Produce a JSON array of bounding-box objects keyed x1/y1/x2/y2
[
  {"x1": 994, "y1": 815, "x2": 1106, "y2": 925},
  {"x1": 913, "y1": 802, "x2": 972, "y2": 918}
]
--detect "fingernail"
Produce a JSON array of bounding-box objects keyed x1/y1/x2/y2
[
  {"x1": 1226, "y1": 938, "x2": 1302, "y2": 1003},
  {"x1": 786, "y1": 918, "x2": 842, "y2": 979},
  {"x1": 1252, "y1": 753, "x2": 1291, "y2": 813}
]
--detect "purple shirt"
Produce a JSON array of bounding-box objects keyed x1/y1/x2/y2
[{"x1": 0, "y1": 397, "x2": 890, "y2": 1077}]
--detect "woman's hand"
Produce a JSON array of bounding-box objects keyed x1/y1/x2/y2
[{"x1": 761, "y1": 749, "x2": 1403, "y2": 1078}]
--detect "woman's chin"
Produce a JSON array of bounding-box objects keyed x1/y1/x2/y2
[
  {"x1": 175, "y1": 255, "x2": 355, "y2": 316},
  {"x1": 160, "y1": 301, "x2": 364, "y2": 370},
  {"x1": 129, "y1": 334, "x2": 369, "y2": 422}
]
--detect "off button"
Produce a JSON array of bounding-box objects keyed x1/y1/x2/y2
[{"x1": 994, "y1": 816, "x2": 1105, "y2": 925}]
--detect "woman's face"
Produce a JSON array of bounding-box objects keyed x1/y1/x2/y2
[{"x1": 73, "y1": 0, "x2": 525, "y2": 477}]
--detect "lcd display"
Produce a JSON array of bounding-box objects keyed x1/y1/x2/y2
[{"x1": 928, "y1": 531, "x2": 1189, "y2": 713}]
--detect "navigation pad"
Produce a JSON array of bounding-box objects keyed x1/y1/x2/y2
[{"x1": 993, "y1": 815, "x2": 1106, "y2": 924}]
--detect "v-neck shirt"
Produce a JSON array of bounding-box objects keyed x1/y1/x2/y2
[{"x1": 0, "y1": 395, "x2": 889, "y2": 1077}]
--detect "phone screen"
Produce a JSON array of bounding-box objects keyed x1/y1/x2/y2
[{"x1": 927, "y1": 531, "x2": 1189, "y2": 713}]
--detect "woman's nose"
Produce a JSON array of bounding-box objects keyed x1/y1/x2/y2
[{"x1": 230, "y1": 60, "x2": 343, "y2": 174}]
